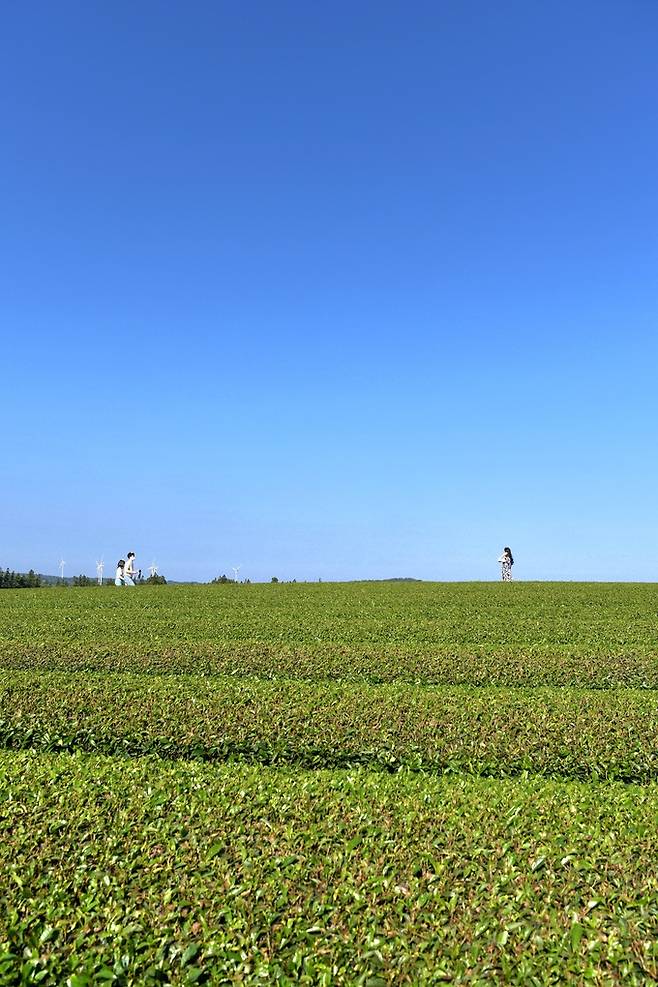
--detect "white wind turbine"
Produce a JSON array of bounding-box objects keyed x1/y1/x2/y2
[
  {"x1": 58, "y1": 558, "x2": 66, "y2": 581},
  {"x1": 96, "y1": 558, "x2": 105, "y2": 585},
  {"x1": 232, "y1": 565, "x2": 241, "y2": 583},
  {"x1": 148, "y1": 560, "x2": 158, "y2": 578}
]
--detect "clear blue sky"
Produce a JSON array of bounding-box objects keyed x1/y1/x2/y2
[{"x1": 3, "y1": 1, "x2": 658, "y2": 582}]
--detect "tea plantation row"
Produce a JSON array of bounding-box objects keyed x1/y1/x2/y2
[
  {"x1": 3, "y1": 582, "x2": 658, "y2": 984},
  {"x1": 2, "y1": 751, "x2": 658, "y2": 986},
  {"x1": 3, "y1": 671, "x2": 658, "y2": 781},
  {"x1": 3, "y1": 583, "x2": 658, "y2": 688}
]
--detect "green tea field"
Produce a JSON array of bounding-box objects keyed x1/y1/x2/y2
[{"x1": 2, "y1": 582, "x2": 658, "y2": 984}]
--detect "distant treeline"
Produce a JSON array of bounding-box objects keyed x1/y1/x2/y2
[
  {"x1": 0, "y1": 569, "x2": 168, "y2": 588},
  {"x1": 0, "y1": 569, "x2": 42, "y2": 589},
  {"x1": 73, "y1": 574, "x2": 167, "y2": 586},
  {"x1": 211, "y1": 575, "x2": 252, "y2": 584}
]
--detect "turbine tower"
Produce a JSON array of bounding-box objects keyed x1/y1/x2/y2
[
  {"x1": 232, "y1": 565, "x2": 241, "y2": 583},
  {"x1": 96, "y1": 558, "x2": 104, "y2": 586},
  {"x1": 58, "y1": 558, "x2": 66, "y2": 581},
  {"x1": 148, "y1": 561, "x2": 158, "y2": 578}
]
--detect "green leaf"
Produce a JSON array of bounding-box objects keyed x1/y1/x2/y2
[
  {"x1": 571, "y1": 922, "x2": 584, "y2": 952},
  {"x1": 181, "y1": 944, "x2": 201, "y2": 967}
]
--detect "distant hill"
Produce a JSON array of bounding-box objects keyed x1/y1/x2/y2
[
  {"x1": 38, "y1": 574, "x2": 71, "y2": 585},
  {"x1": 347, "y1": 577, "x2": 422, "y2": 583},
  {"x1": 39, "y1": 574, "x2": 102, "y2": 585}
]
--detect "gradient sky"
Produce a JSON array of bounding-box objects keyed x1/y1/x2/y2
[{"x1": 3, "y1": 1, "x2": 658, "y2": 582}]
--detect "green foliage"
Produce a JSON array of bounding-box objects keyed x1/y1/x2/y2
[
  {"x1": 2, "y1": 581, "x2": 658, "y2": 687},
  {"x1": 3, "y1": 582, "x2": 658, "y2": 982},
  {"x1": 1, "y1": 753, "x2": 658, "y2": 985},
  {"x1": 72, "y1": 574, "x2": 95, "y2": 587},
  {"x1": 2, "y1": 671, "x2": 658, "y2": 780},
  {"x1": 145, "y1": 573, "x2": 167, "y2": 585},
  {"x1": 0, "y1": 567, "x2": 41, "y2": 589}
]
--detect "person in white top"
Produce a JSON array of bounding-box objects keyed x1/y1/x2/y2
[
  {"x1": 498, "y1": 547, "x2": 514, "y2": 581},
  {"x1": 115, "y1": 560, "x2": 126, "y2": 586},
  {"x1": 124, "y1": 552, "x2": 137, "y2": 586}
]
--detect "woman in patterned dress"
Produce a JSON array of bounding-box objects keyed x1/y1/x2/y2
[{"x1": 498, "y1": 547, "x2": 514, "y2": 581}]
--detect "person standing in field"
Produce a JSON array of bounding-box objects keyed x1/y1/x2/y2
[
  {"x1": 115, "y1": 560, "x2": 126, "y2": 586},
  {"x1": 498, "y1": 547, "x2": 514, "y2": 581},
  {"x1": 124, "y1": 551, "x2": 137, "y2": 586}
]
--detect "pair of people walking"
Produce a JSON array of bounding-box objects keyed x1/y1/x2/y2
[
  {"x1": 498, "y1": 547, "x2": 514, "y2": 581},
  {"x1": 115, "y1": 552, "x2": 139, "y2": 586}
]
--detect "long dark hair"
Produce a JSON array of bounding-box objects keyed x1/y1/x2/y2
[{"x1": 504, "y1": 547, "x2": 514, "y2": 565}]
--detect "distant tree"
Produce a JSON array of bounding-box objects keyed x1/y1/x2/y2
[
  {"x1": 146, "y1": 573, "x2": 167, "y2": 585},
  {"x1": 0, "y1": 566, "x2": 43, "y2": 589},
  {"x1": 73, "y1": 574, "x2": 94, "y2": 587},
  {"x1": 210, "y1": 574, "x2": 235, "y2": 584},
  {"x1": 271, "y1": 576, "x2": 279, "y2": 583}
]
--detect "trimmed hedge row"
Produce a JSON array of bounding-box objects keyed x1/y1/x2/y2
[
  {"x1": 2, "y1": 751, "x2": 658, "y2": 985},
  {"x1": 3, "y1": 582, "x2": 658, "y2": 688},
  {"x1": 4, "y1": 638, "x2": 658, "y2": 688},
  {"x1": 3, "y1": 672, "x2": 658, "y2": 780}
]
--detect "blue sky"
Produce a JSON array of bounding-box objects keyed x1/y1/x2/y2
[{"x1": 3, "y1": 1, "x2": 658, "y2": 582}]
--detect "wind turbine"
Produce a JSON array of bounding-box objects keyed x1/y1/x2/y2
[
  {"x1": 148, "y1": 560, "x2": 158, "y2": 578},
  {"x1": 232, "y1": 565, "x2": 241, "y2": 584},
  {"x1": 58, "y1": 558, "x2": 66, "y2": 581},
  {"x1": 96, "y1": 558, "x2": 104, "y2": 586}
]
